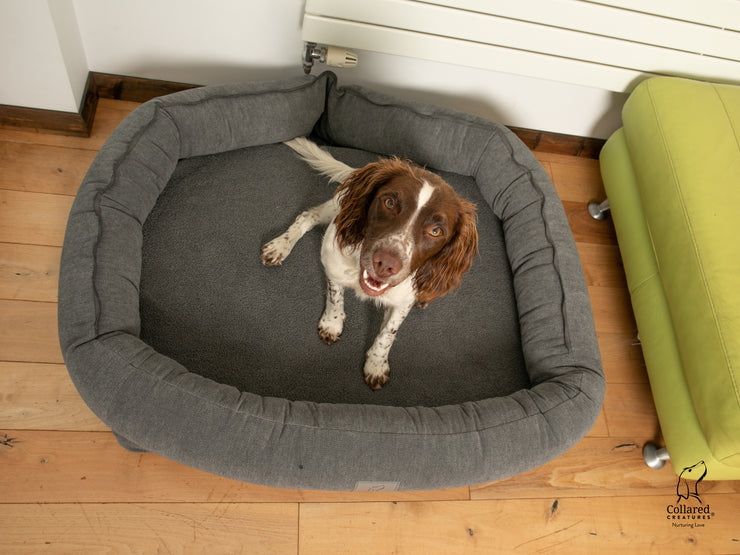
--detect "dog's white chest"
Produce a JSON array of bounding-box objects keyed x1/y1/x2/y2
[{"x1": 321, "y1": 222, "x2": 361, "y2": 288}]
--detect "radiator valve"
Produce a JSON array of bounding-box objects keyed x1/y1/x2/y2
[{"x1": 303, "y1": 42, "x2": 358, "y2": 74}]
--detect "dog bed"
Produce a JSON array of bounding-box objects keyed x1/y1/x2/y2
[{"x1": 59, "y1": 72, "x2": 604, "y2": 491}]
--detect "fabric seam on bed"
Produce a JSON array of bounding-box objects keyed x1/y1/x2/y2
[
  {"x1": 156, "y1": 75, "x2": 327, "y2": 111},
  {"x1": 91, "y1": 106, "x2": 175, "y2": 337}
]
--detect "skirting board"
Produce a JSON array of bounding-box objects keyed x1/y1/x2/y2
[
  {"x1": 0, "y1": 72, "x2": 100, "y2": 137},
  {"x1": 0, "y1": 71, "x2": 605, "y2": 158}
]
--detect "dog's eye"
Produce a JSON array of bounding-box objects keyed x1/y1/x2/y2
[
  {"x1": 429, "y1": 227, "x2": 443, "y2": 237},
  {"x1": 384, "y1": 198, "x2": 395, "y2": 210}
]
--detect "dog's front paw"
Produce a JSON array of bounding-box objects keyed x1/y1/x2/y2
[
  {"x1": 318, "y1": 312, "x2": 344, "y2": 345},
  {"x1": 261, "y1": 236, "x2": 291, "y2": 266},
  {"x1": 363, "y1": 356, "x2": 390, "y2": 390}
]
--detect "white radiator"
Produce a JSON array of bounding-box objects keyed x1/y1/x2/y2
[{"x1": 301, "y1": 0, "x2": 740, "y2": 92}]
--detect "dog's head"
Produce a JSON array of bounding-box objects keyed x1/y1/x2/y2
[{"x1": 333, "y1": 158, "x2": 478, "y2": 306}]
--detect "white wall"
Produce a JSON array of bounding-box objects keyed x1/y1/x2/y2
[
  {"x1": 72, "y1": 0, "x2": 306, "y2": 86},
  {"x1": 48, "y1": 0, "x2": 89, "y2": 107},
  {"x1": 2, "y1": 0, "x2": 625, "y2": 138},
  {"x1": 0, "y1": 0, "x2": 86, "y2": 112}
]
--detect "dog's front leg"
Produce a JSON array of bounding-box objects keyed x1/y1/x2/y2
[
  {"x1": 318, "y1": 277, "x2": 345, "y2": 344},
  {"x1": 261, "y1": 198, "x2": 339, "y2": 266},
  {"x1": 364, "y1": 303, "x2": 413, "y2": 389}
]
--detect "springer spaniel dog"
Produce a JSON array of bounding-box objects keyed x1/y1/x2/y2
[{"x1": 261, "y1": 138, "x2": 478, "y2": 389}]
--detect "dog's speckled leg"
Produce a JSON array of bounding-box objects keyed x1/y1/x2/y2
[
  {"x1": 318, "y1": 278, "x2": 345, "y2": 344},
  {"x1": 364, "y1": 303, "x2": 412, "y2": 389},
  {"x1": 261, "y1": 198, "x2": 339, "y2": 265}
]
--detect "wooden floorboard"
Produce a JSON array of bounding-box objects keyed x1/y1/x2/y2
[
  {"x1": 0, "y1": 503, "x2": 299, "y2": 554},
  {"x1": 0, "y1": 299, "x2": 62, "y2": 364},
  {"x1": 0, "y1": 363, "x2": 104, "y2": 431},
  {"x1": 0, "y1": 243, "x2": 61, "y2": 302},
  {"x1": 0, "y1": 189, "x2": 74, "y2": 247},
  {"x1": 1, "y1": 97, "x2": 736, "y2": 553},
  {"x1": 0, "y1": 141, "x2": 96, "y2": 196},
  {"x1": 299, "y1": 496, "x2": 740, "y2": 554}
]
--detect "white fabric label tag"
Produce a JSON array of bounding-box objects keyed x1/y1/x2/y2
[{"x1": 353, "y1": 481, "x2": 401, "y2": 492}]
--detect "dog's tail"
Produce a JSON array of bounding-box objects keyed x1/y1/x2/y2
[{"x1": 284, "y1": 137, "x2": 355, "y2": 184}]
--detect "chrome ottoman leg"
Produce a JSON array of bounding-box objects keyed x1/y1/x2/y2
[{"x1": 643, "y1": 442, "x2": 670, "y2": 469}]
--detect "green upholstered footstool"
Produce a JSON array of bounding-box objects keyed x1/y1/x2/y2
[{"x1": 599, "y1": 77, "x2": 740, "y2": 479}]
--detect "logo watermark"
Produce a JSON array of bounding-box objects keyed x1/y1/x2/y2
[{"x1": 665, "y1": 460, "x2": 715, "y2": 529}]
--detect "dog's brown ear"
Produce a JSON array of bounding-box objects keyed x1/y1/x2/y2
[
  {"x1": 333, "y1": 158, "x2": 410, "y2": 250},
  {"x1": 414, "y1": 199, "x2": 478, "y2": 307}
]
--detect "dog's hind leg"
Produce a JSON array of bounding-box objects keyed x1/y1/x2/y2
[{"x1": 261, "y1": 198, "x2": 339, "y2": 265}]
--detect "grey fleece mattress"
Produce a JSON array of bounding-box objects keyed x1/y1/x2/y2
[
  {"x1": 58, "y1": 72, "x2": 604, "y2": 491},
  {"x1": 140, "y1": 144, "x2": 528, "y2": 407}
]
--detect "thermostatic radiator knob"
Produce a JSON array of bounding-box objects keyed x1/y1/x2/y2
[{"x1": 303, "y1": 42, "x2": 358, "y2": 74}]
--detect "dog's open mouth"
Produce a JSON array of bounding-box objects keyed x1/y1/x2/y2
[{"x1": 360, "y1": 269, "x2": 390, "y2": 296}]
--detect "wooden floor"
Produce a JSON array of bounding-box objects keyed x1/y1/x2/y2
[{"x1": 1, "y1": 98, "x2": 738, "y2": 553}]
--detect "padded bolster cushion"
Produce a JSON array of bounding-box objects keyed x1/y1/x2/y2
[
  {"x1": 59, "y1": 72, "x2": 604, "y2": 490},
  {"x1": 622, "y1": 77, "x2": 740, "y2": 466}
]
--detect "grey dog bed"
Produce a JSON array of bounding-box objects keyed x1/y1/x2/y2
[{"x1": 59, "y1": 72, "x2": 604, "y2": 490}]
